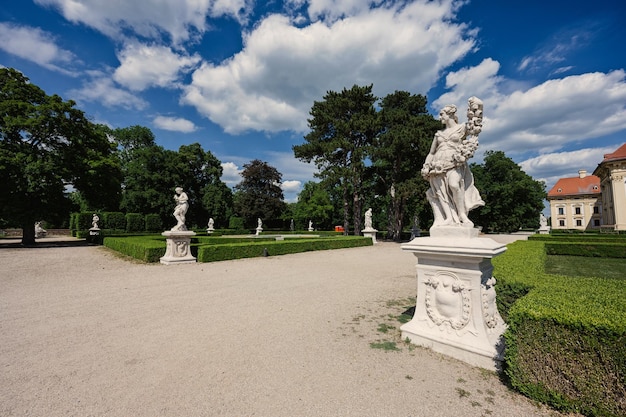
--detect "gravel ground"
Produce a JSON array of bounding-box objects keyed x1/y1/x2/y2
[{"x1": 0, "y1": 235, "x2": 577, "y2": 417}]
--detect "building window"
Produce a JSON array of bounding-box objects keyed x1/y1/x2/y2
[
  {"x1": 575, "y1": 207, "x2": 581, "y2": 215},
  {"x1": 576, "y1": 219, "x2": 582, "y2": 226},
  {"x1": 558, "y1": 207, "x2": 564, "y2": 215},
  {"x1": 594, "y1": 206, "x2": 599, "y2": 214},
  {"x1": 594, "y1": 219, "x2": 600, "y2": 227},
  {"x1": 559, "y1": 220, "x2": 565, "y2": 227}
]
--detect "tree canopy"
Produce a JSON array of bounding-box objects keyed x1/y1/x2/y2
[
  {"x1": 0, "y1": 67, "x2": 121, "y2": 244},
  {"x1": 233, "y1": 159, "x2": 285, "y2": 228},
  {"x1": 470, "y1": 150, "x2": 546, "y2": 233}
]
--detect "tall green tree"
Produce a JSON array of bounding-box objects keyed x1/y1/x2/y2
[
  {"x1": 233, "y1": 159, "x2": 285, "y2": 228},
  {"x1": 292, "y1": 181, "x2": 334, "y2": 230},
  {"x1": 470, "y1": 150, "x2": 546, "y2": 233},
  {"x1": 372, "y1": 91, "x2": 440, "y2": 240},
  {"x1": 0, "y1": 68, "x2": 121, "y2": 244},
  {"x1": 293, "y1": 84, "x2": 378, "y2": 235}
]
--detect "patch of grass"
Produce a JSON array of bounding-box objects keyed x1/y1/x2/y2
[
  {"x1": 457, "y1": 377, "x2": 467, "y2": 383},
  {"x1": 544, "y1": 255, "x2": 626, "y2": 280},
  {"x1": 369, "y1": 341, "x2": 400, "y2": 351},
  {"x1": 376, "y1": 323, "x2": 394, "y2": 333},
  {"x1": 455, "y1": 387, "x2": 471, "y2": 398},
  {"x1": 471, "y1": 401, "x2": 482, "y2": 407}
]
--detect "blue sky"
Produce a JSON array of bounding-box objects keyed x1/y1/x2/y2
[{"x1": 1, "y1": 0, "x2": 625, "y2": 205}]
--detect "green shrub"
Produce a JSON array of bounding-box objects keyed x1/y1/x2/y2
[
  {"x1": 103, "y1": 236, "x2": 165, "y2": 262},
  {"x1": 494, "y1": 241, "x2": 626, "y2": 417},
  {"x1": 144, "y1": 214, "x2": 163, "y2": 232},
  {"x1": 125, "y1": 213, "x2": 144, "y2": 232},
  {"x1": 544, "y1": 242, "x2": 626, "y2": 258},
  {"x1": 197, "y1": 236, "x2": 372, "y2": 262},
  {"x1": 103, "y1": 212, "x2": 126, "y2": 230},
  {"x1": 228, "y1": 216, "x2": 244, "y2": 230}
]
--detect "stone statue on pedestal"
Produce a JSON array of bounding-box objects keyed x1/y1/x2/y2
[
  {"x1": 421, "y1": 97, "x2": 484, "y2": 229},
  {"x1": 171, "y1": 187, "x2": 189, "y2": 231}
]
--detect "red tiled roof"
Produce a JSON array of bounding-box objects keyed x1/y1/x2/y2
[
  {"x1": 602, "y1": 143, "x2": 626, "y2": 162},
  {"x1": 547, "y1": 175, "x2": 600, "y2": 198}
]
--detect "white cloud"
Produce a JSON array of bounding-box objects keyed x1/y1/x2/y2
[
  {"x1": 35, "y1": 0, "x2": 253, "y2": 44},
  {"x1": 220, "y1": 161, "x2": 243, "y2": 187},
  {"x1": 0, "y1": 22, "x2": 77, "y2": 75},
  {"x1": 281, "y1": 180, "x2": 302, "y2": 203},
  {"x1": 153, "y1": 116, "x2": 197, "y2": 133},
  {"x1": 434, "y1": 62, "x2": 626, "y2": 159},
  {"x1": 67, "y1": 72, "x2": 148, "y2": 109},
  {"x1": 182, "y1": 1, "x2": 475, "y2": 134},
  {"x1": 113, "y1": 43, "x2": 201, "y2": 91}
]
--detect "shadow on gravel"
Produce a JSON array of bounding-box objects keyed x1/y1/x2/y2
[{"x1": 0, "y1": 239, "x2": 89, "y2": 249}]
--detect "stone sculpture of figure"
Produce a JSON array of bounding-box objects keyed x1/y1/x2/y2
[
  {"x1": 421, "y1": 97, "x2": 485, "y2": 228},
  {"x1": 540, "y1": 213, "x2": 547, "y2": 228},
  {"x1": 34, "y1": 221, "x2": 47, "y2": 238},
  {"x1": 364, "y1": 208, "x2": 373, "y2": 229},
  {"x1": 290, "y1": 219, "x2": 295, "y2": 232},
  {"x1": 171, "y1": 187, "x2": 189, "y2": 231},
  {"x1": 309, "y1": 220, "x2": 313, "y2": 229},
  {"x1": 257, "y1": 218, "x2": 263, "y2": 229},
  {"x1": 91, "y1": 213, "x2": 100, "y2": 229},
  {"x1": 208, "y1": 218, "x2": 214, "y2": 230}
]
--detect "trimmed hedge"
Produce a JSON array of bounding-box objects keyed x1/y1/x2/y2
[
  {"x1": 144, "y1": 214, "x2": 162, "y2": 232},
  {"x1": 103, "y1": 236, "x2": 166, "y2": 263},
  {"x1": 103, "y1": 212, "x2": 126, "y2": 230},
  {"x1": 125, "y1": 213, "x2": 144, "y2": 232},
  {"x1": 197, "y1": 236, "x2": 372, "y2": 262},
  {"x1": 494, "y1": 241, "x2": 626, "y2": 417}
]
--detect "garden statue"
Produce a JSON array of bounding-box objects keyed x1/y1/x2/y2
[
  {"x1": 207, "y1": 217, "x2": 215, "y2": 233},
  {"x1": 91, "y1": 213, "x2": 100, "y2": 229},
  {"x1": 364, "y1": 208, "x2": 373, "y2": 230},
  {"x1": 290, "y1": 219, "x2": 295, "y2": 232},
  {"x1": 421, "y1": 97, "x2": 484, "y2": 229},
  {"x1": 34, "y1": 221, "x2": 47, "y2": 238},
  {"x1": 540, "y1": 213, "x2": 547, "y2": 228},
  {"x1": 308, "y1": 220, "x2": 313, "y2": 232},
  {"x1": 171, "y1": 187, "x2": 189, "y2": 231}
]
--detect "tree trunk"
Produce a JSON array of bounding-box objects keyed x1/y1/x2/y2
[
  {"x1": 342, "y1": 183, "x2": 349, "y2": 236},
  {"x1": 21, "y1": 221, "x2": 36, "y2": 246},
  {"x1": 353, "y1": 188, "x2": 362, "y2": 236}
]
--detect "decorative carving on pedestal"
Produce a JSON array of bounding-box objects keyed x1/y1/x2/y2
[
  {"x1": 160, "y1": 231, "x2": 196, "y2": 264},
  {"x1": 481, "y1": 277, "x2": 502, "y2": 330},
  {"x1": 424, "y1": 272, "x2": 471, "y2": 330}
]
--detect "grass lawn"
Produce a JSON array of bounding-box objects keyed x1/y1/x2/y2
[{"x1": 544, "y1": 255, "x2": 626, "y2": 280}]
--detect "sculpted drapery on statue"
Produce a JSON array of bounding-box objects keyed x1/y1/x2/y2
[{"x1": 421, "y1": 97, "x2": 485, "y2": 228}]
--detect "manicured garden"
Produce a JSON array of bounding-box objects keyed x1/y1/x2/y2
[{"x1": 494, "y1": 235, "x2": 625, "y2": 417}]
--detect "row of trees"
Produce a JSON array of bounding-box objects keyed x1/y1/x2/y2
[{"x1": 1, "y1": 68, "x2": 546, "y2": 245}]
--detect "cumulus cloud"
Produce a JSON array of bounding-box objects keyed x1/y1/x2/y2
[
  {"x1": 113, "y1": 43, "x2": 201, "y2": 91},
  {"x1": 35, "y1": 0, "x2": 253, "y2": 44},
  {"x1": 220, "y1": 161, "x2": 243, "y2": 187},
  {"x1": 182, "y1": 1, "x2": 475, "y2": 134},
  {"x1": 67, "y1": 72, "x2": 148, "y2": 109},
  {"x1": 0, "y1": 22, "x2": 77, "y2": 75},
  {"x1": 153, "y1": 116, "x2": 197, "y2": 133},
  {"x1": 281, "y1": 180, "x2": 302, "y2": 202}
]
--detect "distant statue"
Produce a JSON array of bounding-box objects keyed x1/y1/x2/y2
[
  {"x1": 540, "y1": 213, "x2": 547, "y2": 228},
  {"x1": 308, "y1": 220, "x2": 313, "y2": 231},
  {"x1": 207, "y1": 218, "x2": 214, "y2": 230},
  {"x1": 421, "y1": 97, "x2": 485, "y2": 228},
  {"x1": 34, "y1": 221, "x2": 47, "y2": 238},
  {"x1": 257, "y1": 218, "x2": 263, "y2": 229},
  {"x1": 91, "y1": 213, "x2": 100, "y2": 229},
  {"x1": 364, "y1": 208, "x2": 373, "y2": 230},
  {"x1": 290, "y1": 219, "x2": 295, "y2": 232},
  {"x1": 171, "y1": 187, "x2": 189, "y2": 231}
]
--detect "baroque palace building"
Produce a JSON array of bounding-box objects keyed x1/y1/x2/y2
[{"x1": 547, "y1": 143, "x2": 626, "y2": 231}]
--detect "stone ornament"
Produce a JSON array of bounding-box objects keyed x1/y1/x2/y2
[
  {"x1": 171, "y1": 187, "x2": 189, "y2": 231},
  {"x1": 421, "y1": 97, "x2": 485, "y2": 230}
]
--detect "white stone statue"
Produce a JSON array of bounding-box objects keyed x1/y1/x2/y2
[
  {"x1": 540, "y1": 213, "x2": 547, "y2": 228},
  {"x1": 308, "y1": 220, "x2": 313, "y2": 231},
  {"x1": 257, "y1": 218, "x2": 263, "y2": 228},
  {"x1": 34, "y1": 221, "x2": 47, "y2": 238},
  {"x1": 207, "y1": 218, "x2": 214, "y2": 231},
  {"x1": 91, "y1": 213, "x2": 100, "y2": 229},
  {"x1": 421, "y1": 97, "x2": 485, "y2": 228},
  {"x1": 364, "y1": 208, "x2": 373, "y2": 230},
  {"x1": 171, "y1": 187, "x2": 189, "y2": 231}
]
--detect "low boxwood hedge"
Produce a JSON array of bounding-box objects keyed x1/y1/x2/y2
[
  {"x1": 494, "y1": 241, "x2": 626, "y2": 417},
  {"x1": 103, "y1": 236, "x2": 166, "y2": 263}
]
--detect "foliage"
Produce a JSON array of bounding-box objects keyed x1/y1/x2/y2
[
  {"x1": 0, "y1": 67, "x2": 122, "y2": 244},
  {"x1": 125, "y1": 213, "x2": 144, "y2": 232},
  {"x1": 103, "y1": 236, "x2": 166, "y2": 263},
  {"x1": 470, "y1": 150, "x2": 546, "y2": 233},
  {"x1": 102, "y1": 212, "x2": 126, "y2": 230},
  {"x1": 228, "y1": 216, "x2": 245, "y2": 230},
  {"x1": 233, "y1": 159, "x2": 285, "y2": 228},
  {"x1": 291, "y1": 181, "x2": 334, "y2": 230},
  {"x1": 493, "y1": 240, "x2": 626, "y2": 416},
  {"x1": 545, "y1": 255, "x2": 626, "y2": 280},
  {"x1": 294, "y1": 84, "x2": 378, "y2": 235},
  {"x1": 371, "y1": 91, "x2": 440, "y2": 240},
  {"x1": 544, "y1": 242, "x2": 626, "y2": 258},
  {"x1": 144, "y1": 214, "x2": 162, "y2": 232}
]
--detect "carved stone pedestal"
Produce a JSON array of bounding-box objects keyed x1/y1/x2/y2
[
  {"x1": 160, "y1": 231, "x2": 196, "y2": 265},
  {"x1": 362, "y1": 228, "x2": 378, "y2": 244},
  {"x1": 400, "y1": 227, "x2": 507, "y2": 370}
]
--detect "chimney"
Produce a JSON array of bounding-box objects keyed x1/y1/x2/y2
[{"x1": 579, "y1": 170, "x2": 587, "y2": 179}]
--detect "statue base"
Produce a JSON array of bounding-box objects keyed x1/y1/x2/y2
[
  {"x1": 538, "y1": 226, "x2": 551, "y2": 235},
  {"x1": 362, "y1": 228, "x2": 378, "y2": 244},
  {"x1": 400, "y1": 230, "x2": 507, "y2": 370},
  {"x1": 160, "y1": 231, "x2": 197, "y2": 265}
]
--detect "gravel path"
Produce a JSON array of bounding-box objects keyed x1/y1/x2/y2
[{"x1": 1, "y1": 236, "x2": 575, "y2": 417}]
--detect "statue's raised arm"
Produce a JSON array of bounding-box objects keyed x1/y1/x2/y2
[{"x1": 421, "y1": 97, "x2": 485, "y2": 231}]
